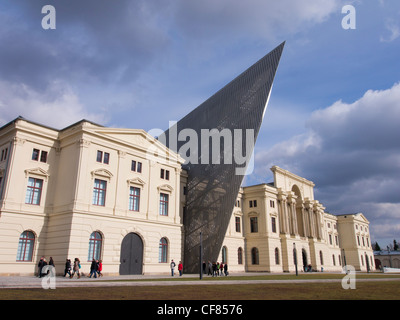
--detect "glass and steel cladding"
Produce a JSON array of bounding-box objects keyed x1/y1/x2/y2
[{"x1": 163, "y1": 42, "x2": 285, "y2": 272}]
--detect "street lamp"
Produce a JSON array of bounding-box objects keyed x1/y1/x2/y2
[
  {"x1": 293, "y1": 243, "x2": 298, "y2": 276},
  {"x1": 199, "y1": 232, "x2": 203, "y2": 280}
]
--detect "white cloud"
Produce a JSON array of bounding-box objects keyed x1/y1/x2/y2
[
  {"x1": 380, "y1": 19, "x2": 400, "y2": 42},
  {"x1": 0, "y1": 80, "x2": 108, "y2": 129},
  {"x1": 251, "y1": 82, "x2": 400, "y2": 242}
]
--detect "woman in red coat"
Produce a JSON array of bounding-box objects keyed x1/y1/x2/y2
[{"x1": 178, "y1": 261, "x2": 183, "y2": 276}]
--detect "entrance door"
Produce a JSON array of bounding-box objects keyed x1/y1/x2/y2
[
  {"x1": 120, "y1": 233, "x2": 143, "y2": 275},
  {"x1": 302, "y1": 249, "x2": 308, "y2": 271}
]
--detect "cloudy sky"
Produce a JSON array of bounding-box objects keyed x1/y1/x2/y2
[{"x1": 0, "y1": 0, "x2": 399, "y2": 247}]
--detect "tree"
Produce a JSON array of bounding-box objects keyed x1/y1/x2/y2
[
  {"x1": 373, "y1": 242, "x2": 381, "y2": 251},
  {"x1": 394, "y1": 239, "x2": 399, "y2": 251}
]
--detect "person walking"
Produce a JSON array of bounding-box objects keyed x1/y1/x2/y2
[
  {"x1": 224, "y1": 263, "x2": 228, "y2": 276},
  {"x1": 219, "y1": 262, "x2": 224, "y2": 276},
  {"x1": 49, "y1": 257, "x2": 55, "y2": 268},
  {"x1": 97, "y1": 260, "x2": 103, "y2": 277},
  {"x1": 38, "y1": 257, "x2": 47, "y2": 278},
  {"x1": 178, "y1": 261, "x2": 183, "y2": 276},
  {"x1": 71, "y1": 258, "x2": 81, "y2": 279},
  {"x1": 212, "y1": 262, "x2": 217, "y2": 277},
  {"x1": 89, "y1": 259, "x2": 98, "y2": 278},
  {"x1": 64, "y1": 259, "x2": 72, "y2": 278},
  {"x1": 170, "y1": 259, "x2": 176, "y2": 276},
  {"x1": 208, "y1": 261, "x2": 212, "y2": 276}
]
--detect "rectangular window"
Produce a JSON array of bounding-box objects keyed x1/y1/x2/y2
[
  {"x1": 271, "y1": 217, "x2": 277, "y2": 233},
  {"x1": 129, "y1": 187, "x2": 140, "y2": 212},
  {"x1": 160, "y1": 169, "x2": 170, "y2": 180},
  {"x1": 249, "y1": 200, "x2": 257, "y2": 208},
  {"x1": 25, "y1": 178, "x2": 43, "y2": 205},
  {"x1": 270, "y1": 200, "x2": 275, "y2": 208},
  {"x1": 131, "y1": 160, "x2": 142, "y2": 173},
  {"x1": 0, "y1": 148, "x2": 8, "y2": 162},
  {"x1": 103, "y1": 152, "x2": 110, "y2": 164},
  {"x1": 235, "y1": 217, "x2": 241, "y2": 233},
  {"x1": 92, "y1": 179, "x2": 107, "y2": 206},
  {"x1": 159, "y1": 193, "x2": 169, "y2": 216},
  {"x1": 96, "y1": 151, "x2": 103, "y2": 163},
  {"x1": 250, "y1": 217, "x2": 258, "y2": 233},
  {"x1": 40, "y1": 151, "x2": 48, "y2": 163},
  {"x1": 32, "y1": 149, "x2": 40, "y2": 161}
]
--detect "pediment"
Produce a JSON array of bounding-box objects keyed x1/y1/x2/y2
[
  {"x1": 91, "y1": 169, "x2": 113, "y2": 180},
  {"x1": 157, "y1": 184, "x2": 173, "y2": 193},
  {"x1": 24, "y1": 168, "x2": 50, "y2": 180},
  {"x1": 127, "y1": 177, "x2": 146, "y2": 186},
  {"x1": 92, "y1": 128, "x2": 184, "y2": 165}
]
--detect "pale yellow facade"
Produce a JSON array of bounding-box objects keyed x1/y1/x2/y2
[
  {"x1": 219, "y1": 166, "x2": 375, "y2": 273},
  {"x1": 0, "y1": 117, "x2": 375, "y2": 275}
]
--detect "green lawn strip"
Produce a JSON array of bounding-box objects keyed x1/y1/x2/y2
[
  {"x1": 1, "y1": 281, "x2": 399, "y2": 300},
  {"x1": 78, "y1": 273, "x2": 400, "y2": 283}
]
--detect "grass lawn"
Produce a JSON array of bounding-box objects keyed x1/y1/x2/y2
[{"x1": 0, "y1": 277, "x2": 399, "y2": 300}]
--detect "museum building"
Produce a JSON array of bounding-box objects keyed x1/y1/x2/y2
[{"x1": 0, "y1": 117, "x2": 375, "y2": 275}]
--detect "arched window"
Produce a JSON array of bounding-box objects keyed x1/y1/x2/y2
[
  {"x1": 88, "y1": 231, "x2": 102, "y2": 261},
  {"x1": 16, "y1": 231, "x2": 35, "y2": 261},
  {"x1": 251, "y1": 247, "x2": 259, "y2": 265},
  {"x1": 275, "y1": 248, "x2": 280, "y2": 265},
  {"x1": 221, "y1": 246, "x2": 227, "y2": 264},
  {"x1": 319, "y1": 251, "x2": 324, "y2": 265},
  {"x1": 237, "y1": 247, "x2": 243, "y2": 265},
  {"x1": 159, "y1": 238, "x2": 168, "y2": 263}
]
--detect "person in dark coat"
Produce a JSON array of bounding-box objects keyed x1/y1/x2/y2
[
  {"x1": 64, "y1": 259, "x2": 72, "y2": 277},
  {"x1": 89, "y1": 259, "x2": 98, "y2": 278}
]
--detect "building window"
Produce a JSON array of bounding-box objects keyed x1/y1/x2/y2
[
  {"x1": 103, "y1": 152, "x2": 110, "y2": 164},
  {"x1": 275, "y1": 248, "x2": 280, "y2": 265},
  {"x1": 32, "y1": 149, "x2": 40, "y2": 161},
  {"x1": 92, "y1": 179, "x2": 107, "y2": 206},
  {"x1": 159, "y1": 238, "x2": 168, "y2": 263},
  {"x1": 97, "y1": 151, "x2": 110, "y2": 164},
  {"x1": 329, "y1": 234, "x2": 332, "y2": 245},
  {"x1": 131, "y1": 160, "x2": 142, "y2": 173},
  {"x1": 332, "y1": 255, "x2": 336, "y2": 266},
  {"x1": 16, "y1": 231, "x2": 35, "y2": 261},
  {"x1": 251, "y1": 247, "x2": 259, "y2": 265},
  {"x1": 25, "y1": 177, "x2": 43, "y2": 205},
  {"x1": 319, "y1": 251, "x2": 324, "y2": 265},
  {"x1": 40, "y1": 151, "x2": 48, "y2": 163},
  {"x1": 250, "y1": 217, "x2": 258, "y2": 233},
  {"x1": 271, "y1": 217, "x2": 277, "y2": 233},
  {"x1": 129, "y1": 187, "x2": 140, "y2": 212},
  {"x1": 96, "y1": 151, "x2": 103, "y2": 162},
  {"x1": 221, "y1": 246, "x2": 227, "y2": 264},
  {"x1": 160, "y1": 169, "x2": 170, "y2": 180},
  {"x1": 249, "y1": 200, "x2": 257, "y2": 208},
  {"x1": 270, "y1": 200, "x2": 275, "y2": 208},
  {"x1": 88, "y1": 231, "x2": 102, "y2": 261},
  {"x1": 1, "y1": 147, "x2": 8, "y2": 162},
  {"x1": 159, "y1": 193, "x2": 169, "y2": 216},
  {"x1": 235, "y1": 217, "x2": 241, "y2": 233},
  {"x1": 238, "y1": 247, "x2": 243, "y2": 265}
]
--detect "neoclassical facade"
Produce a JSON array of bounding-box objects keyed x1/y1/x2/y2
[
  {"x1": 221, "y1": 167, "x2": 375, "y2": 273},
  {"x1": 0, "y1": 117, "x2": 375, "y2": 275}
]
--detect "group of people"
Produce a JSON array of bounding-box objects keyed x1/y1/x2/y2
[
  {"x1": 37, "y1": 256, "x2": 55, "y2": 278},
  {"x1": 169, "y1": 259, "x2": 229, "y2": 277},
  {"x1": 170, "y1": 260, "x2": 184, "y2": 276},
  {"x1": 206, "y1": 261, "x2": 228, "y2": 277},
  {"x1": 63, "y1": 258, "x2": 103, "y2": 279}
]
